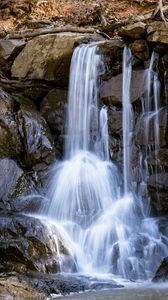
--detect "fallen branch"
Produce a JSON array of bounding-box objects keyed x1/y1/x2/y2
[{"x1": 6, "y1": 25, "x2": 95, "y2": 39}]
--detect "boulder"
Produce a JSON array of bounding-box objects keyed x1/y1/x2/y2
[
  {"x1": 130, "y1": 39, "x2": 149, "y2": 60},
  {"x1": 11, "y1": 33, "x2": 101, "y2": 86},
  {"x1": 0, "y1": 214, "x2": 74, "y2": 274},
  {"x1": 147, "y1": 22, "x2": 168, "y2": 44},
  {"x1": 118, "y1": 22, "x2": 146, "y2": 40},
  {"x1": 101, "y1": 69, "x2": 147, "y2": 105},
  {"x1": 0, "y1": 88, "x2": 23, "y2": 158},
  {"x1": 18, "y1": 107, "x2": 55, "y2": 169},
  {"x1": 0, "y1": 158, "x2": 34, "y2": 211},
  {"x1": 153, "y1": 257, "x2": 168, "y2": 282}
]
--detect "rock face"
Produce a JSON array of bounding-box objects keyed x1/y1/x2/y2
[
  {"x1": 18, "y1": 107, "x2": 55, "y2": 169},
  {"x1": 0, "y1": 88, "x2": 23, "y2": 158},
  {"x1": 0, "y1": 214, "x2": 73, "y2": 274},
  {"x1": 101, "y1": 69, "x2": 147, "y2": 105},
  {"x1": 147, "y1": 22, "x2": 168, "y2": 44},
  {"x1": 153, "y1": 257, "x2": 168, "y2": 282},
  {"x1": 40, "y1": 88, "x2": 68, "y2": 157},
  {"x1": 0, "y1": 158, "x2": 34, "y2": 211},
  {"x1": 11, "y1": 33, "x2": 101, "y2": 86}
]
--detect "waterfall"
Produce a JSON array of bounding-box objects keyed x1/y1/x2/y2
[
  {"x1": 41, "y1": 43, "x2": 167, "y2": 281},
  {"x1": 138, "y1": 52, "x2": 162, "y2": 205},
  {"x1": 122, "y1": 47, "x2": 134, "y2": 194}
]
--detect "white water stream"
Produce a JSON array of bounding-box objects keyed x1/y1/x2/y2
[{"x1": 40, "y1": 43, "x2": 167, "y2": 281}]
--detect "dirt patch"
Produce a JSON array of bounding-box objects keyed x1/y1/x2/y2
[{"x1": 0, "y1": 0, "x2": 160, "y2": 32}]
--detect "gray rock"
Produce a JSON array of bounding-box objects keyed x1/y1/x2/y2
[
  {"x1": 18, "y1": 107, "x2": 55, "y2": 169},
  {"x1": 0, "y1": 88, "x2": 23, "y2": 158},
  {"x1": 153, "y1": 257, "x2": 168, "y2": 282},
  {"x1": 0, "y1": 158, "x2": 34, "y2": 211},
  {"x1": 40, "y1": 88, "x2": 67, "y2": 158},
  {"x1": 148, "y1": 173, "x2": 168, "y2": 214},
  {"x1": 148, "y1": 149, "x2": 168, "y2": 168}
]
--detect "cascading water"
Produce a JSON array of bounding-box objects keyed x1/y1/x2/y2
[
  {"x1": 137, "y1": 52, "x2": 163, "y2": 205},
  {"x1": 122, "y1": 47, "x2": 134, "y2": 194},
  {"x1": 41, "y1": 43, "x2": 167, "y2": 281}
]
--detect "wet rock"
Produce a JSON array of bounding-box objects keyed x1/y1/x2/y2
[
  {"x1": 134, "y1": 107, "x2": 168, "y2": 146},
  {"x1": 153, "y1": 257, "x2": 168, "y2": 282},
  {"x1": 40, "y1": 88, "x2": 67, "y2": 157},
  {"x1": 18, "y1": 107, "x2": 55, "y2": 169},
  {"x1": 0, "y1": 158, "x2": 35, "y2": 212},
  {"x1": 11, "y1": 33, "x2": 101, "y2": 86},
  {"x1": 0, "y1": 88, "x2": 23, "y2": 158},
  {"x1": 130, "y1": 39, "x2": 149, "y2": 60},
  {"x1": 119, "y1": 22, "x2": 146, "y2": 40},
  {"x1": 101, "y1": 69, "x2": 147, "y2": 105},
  {"x1": 10, "y1": 195, "x2": 46, "y2": 214},
  {"x1": 147, "y1": 22, "x2": 168, "y2": 44},
  {"x1": 148, "y1": 149, "x2": 168, "y2": 168},
  {"x1": 148, "y1": 173, "x2": 168, "y2": 214},
  {"x1": 0, "y1": 214, "x2": 72, "y2": 273},
  {"x1": 98, "y1": 39, "x2": 123, "y2": 72}
]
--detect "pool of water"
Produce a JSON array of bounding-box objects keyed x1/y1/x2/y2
[{"x1": 53, "y1": 283, "x2": 168, "y2": 300}]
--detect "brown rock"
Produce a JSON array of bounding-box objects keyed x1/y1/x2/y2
[
  {"x1": 11, "y1": 33, "x2": 101, "y2": 86},
  {"x1": 118, "y1": 22, "x2": 146, "y2": 40},
  {"x1": 130, "y1": 39, "x2": 149, "y2": 60},
  {"x1": 0, "y1": 275, "x2": 46, "y2": 300},
  {"x1": 101, "y1": 69, "x2": 147, "y2": 105},
  {"x1": 147, "y1": 22, "x2": 168, "y2": 44},
  {"x1": 108, "y1": 110, "x2": 122, "y2": 136}
]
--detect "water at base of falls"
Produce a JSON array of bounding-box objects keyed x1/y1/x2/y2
[{"x1": 38, "y1": 43, "x2": 167, "y2": 281}]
